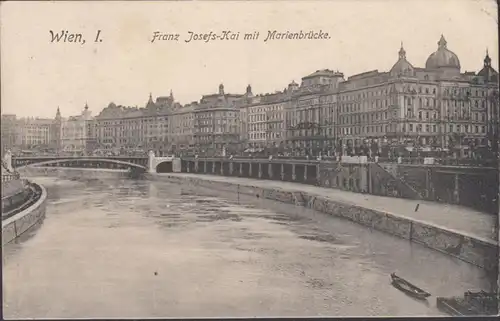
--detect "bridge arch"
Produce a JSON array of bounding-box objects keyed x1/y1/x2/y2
[
  {"x1": 155, "y1": 161, "x2": 173, "y2": 173},
  {"x1": 16, "y1": 158, "x2": 147, "y2": 171}
]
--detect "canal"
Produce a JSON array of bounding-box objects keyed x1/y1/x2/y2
[{"x1": 2, "y1": 175, "x2": 492, "y2": 318}]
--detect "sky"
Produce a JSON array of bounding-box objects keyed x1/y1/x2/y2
[{"x1": 1, "y1": 0, "x2": 498, "y2": 118}]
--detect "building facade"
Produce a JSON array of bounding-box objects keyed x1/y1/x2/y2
[
  {"x1": 15, "y1": 117, "x2": 53, "y2": 150},
  {"x1": 94, "y1": 93, "x2": 173, "y2": 155},
  {"x1": 168, "y1": 102, "x2": 195, "y2": 155},
  {"x1": 334, "y1": 36, "x2": 498, "y2": 158},
  {"x1": 3, "y1": 35, "x2": 496, "y2": 159},
  {"x1": 285, "y1": 71, "x2": 343, "y2": 156},
  {"x1": 193, "y1": 84, "x2": 243, "y2": 156},
  {"x1": 1, "y1": 114, "x2": 19, "y2": 154},
  {"x1": 276, "y1": 36, "x2": 498, "y2": 158},
  {"x1": 61, "y1": 104, "x2": 93, "y2": 154},
  {"x1": 239, "y1": 87, "x2": 288, "y2": 153}
]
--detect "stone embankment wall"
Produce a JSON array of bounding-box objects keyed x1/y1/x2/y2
[
  {"x1": 1, "y1": 179, "x2": 31, "y2": 213},
  {"x1": 2, "y1": 183, "x2": 47, "y2": 246},
  {"x1": 149, "y1": 173, "x2": 498, "y2": 272},
  {"x1": 2, "y1": 179, "x2": 26, "y2": 199}
]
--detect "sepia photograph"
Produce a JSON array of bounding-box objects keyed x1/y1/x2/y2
[{"x1": 1, "y1": 0, "x2": 499, "y2": 318}]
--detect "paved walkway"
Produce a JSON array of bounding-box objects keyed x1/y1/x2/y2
[{"x1": 164, "y1": 173, "x2": 497, "y2": 243}]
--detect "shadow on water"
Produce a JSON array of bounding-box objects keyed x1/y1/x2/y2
[
  {"x1": 299, "y1": 234, "x2": 347, "y2": 245},
  {"x1": 196, "y1": 213, "x2": 243, "y2": 223},
  {"x1": 255, "y1": 213, "x2": 303, "y2": 223},
  {"x1": 389, "y1": 285, "x2": 432, "y2": 308}
]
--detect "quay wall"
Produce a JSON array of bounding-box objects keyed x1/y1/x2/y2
[
  {"x1": 2, "y1": 183, "x2": 47, "y2": 246},
  {"x1": 1, "y1": 179, "x2": 26, "y2": 199},
  {"x1": 149, "y1": 173, "x2": 498, "y2": 272},
  {"x1": 2, "y1": 179, "x2": 30, "y2": 213}
]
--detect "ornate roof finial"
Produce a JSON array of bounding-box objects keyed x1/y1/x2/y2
[
  {"x1": 438, "y1": 35, "x2": 447, "y2": 49},
  {"x1": 484, "y1": 48, "x2": 491, "y2": 66},
  {"x1": 398, "y1": 41, "x2": 406, "y2": 59},
  {"x1": 170, "y1": 90, "x2": 174, "y2": 99},
  {"x1": 84, "y1": 102, "x2": 89, "y2": 110}
]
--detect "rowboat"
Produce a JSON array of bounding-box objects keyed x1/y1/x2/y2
[{"x1": 391, "y1": 273, "x2": 431, "y2": 300}]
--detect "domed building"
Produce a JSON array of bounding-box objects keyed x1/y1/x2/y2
[
  {"x1": 390, "y1": 43, "x2": 415, "y2": 77},
  {"x1": 326, "y1": 35, "x2": 499, "y2": 159},
  {"x1": 476, "y1": 50, "x2": 498, "y2": 84},
  {"x1": 425, "y1": 35, "x2": 461, "y2": 77}
]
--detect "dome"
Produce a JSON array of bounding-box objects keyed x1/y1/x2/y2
[
  {"x1": 390, "y1": 43, "x2": 414, "y2": 76},
  {"x1": 425, "y1": 35, "x2": 460, "y2": 70}
]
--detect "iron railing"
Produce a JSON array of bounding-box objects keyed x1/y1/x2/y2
[{"x1": 1, "y1": 172, "x2": 20, "y2": 182}]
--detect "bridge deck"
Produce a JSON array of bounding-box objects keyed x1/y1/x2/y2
[{"x1": 163, "y1": 173, "x2": 497, "y2": 243}]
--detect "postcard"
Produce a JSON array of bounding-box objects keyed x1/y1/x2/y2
[{"x1": 1, "y1": 0, "x2": 498, "y2": 318}]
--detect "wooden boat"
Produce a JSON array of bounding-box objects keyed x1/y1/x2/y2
[{"x1": 390, "y1": 273, "x2": 431, "y2": 300}]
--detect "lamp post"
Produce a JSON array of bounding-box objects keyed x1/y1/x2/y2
[{"x1": 487, "y1": 90, "x2": 499, "y2": 159}]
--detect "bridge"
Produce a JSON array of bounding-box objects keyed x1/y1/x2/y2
[
  {"x1": 13, "y1": 155, "x2": 149, "y2": 171},
  {"x1": 12, "y1": 154, "x2": 181, "y2": 174},
  {"x1": 12, "y1": 154, "x2": 498, "y2": 214}
]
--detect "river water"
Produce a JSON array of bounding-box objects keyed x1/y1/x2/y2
[{"x1": 2, "y1": 175, "x2": 492, "y2": 318}]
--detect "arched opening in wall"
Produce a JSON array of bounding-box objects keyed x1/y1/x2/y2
[{"x1": 156, "y1": 161, "x2": 173, "y2": 173}]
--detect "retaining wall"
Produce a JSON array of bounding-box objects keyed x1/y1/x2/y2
[
  {"x1": 1, "y1": 179, "x2": 26, "y2": 199},
  {"x1": 149, "y1": 173, "x2": 498, "y2": 272},
  {"x1": 2, "y1": 183, "x2": 47, "y2": 246}
]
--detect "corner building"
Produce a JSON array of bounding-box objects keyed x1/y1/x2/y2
[
  {"x1": 193, "y1": 84, "x2": 243, "y2": 156},
  {"x1": 285, "y1": 71, "x2": 342, "y2": 156},
  {"x1": 238, "y1": 85, "x2": 288, "y2": 153},
  {"x1": 94, "y1": 93, "x2": 174, "y2": 155},
  {"x1": 336, "y1": 36, "x2": 498, "y2": 157}
]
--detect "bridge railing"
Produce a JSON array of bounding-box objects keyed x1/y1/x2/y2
[
  {"x1": 376, "y1": 157, "x2": 497, "y2": 167},
  {"x1": 182, "y1": 156, "x2": 322, "y2": 164},
  {"x1": 1, "y1": 172, "x2": 20, "y2": 182},
  {"x1": 13, "y1": 155, "x2": 148, "y2": 160},
  {"x1": 182, "y1": 156, "x2": 497, "y2": 168}
]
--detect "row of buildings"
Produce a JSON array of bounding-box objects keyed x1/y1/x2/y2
[{"x1": 2, "y1": 36, "x2": 499, "y2": 158}]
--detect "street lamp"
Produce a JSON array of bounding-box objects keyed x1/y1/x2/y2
[{"x1": 487, "y1": 90, "x2": 499, "y2": 159}]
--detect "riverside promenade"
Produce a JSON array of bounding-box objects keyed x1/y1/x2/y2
[{"x1": 163, "y1": 173, "x2": 497, "y2": 243}]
